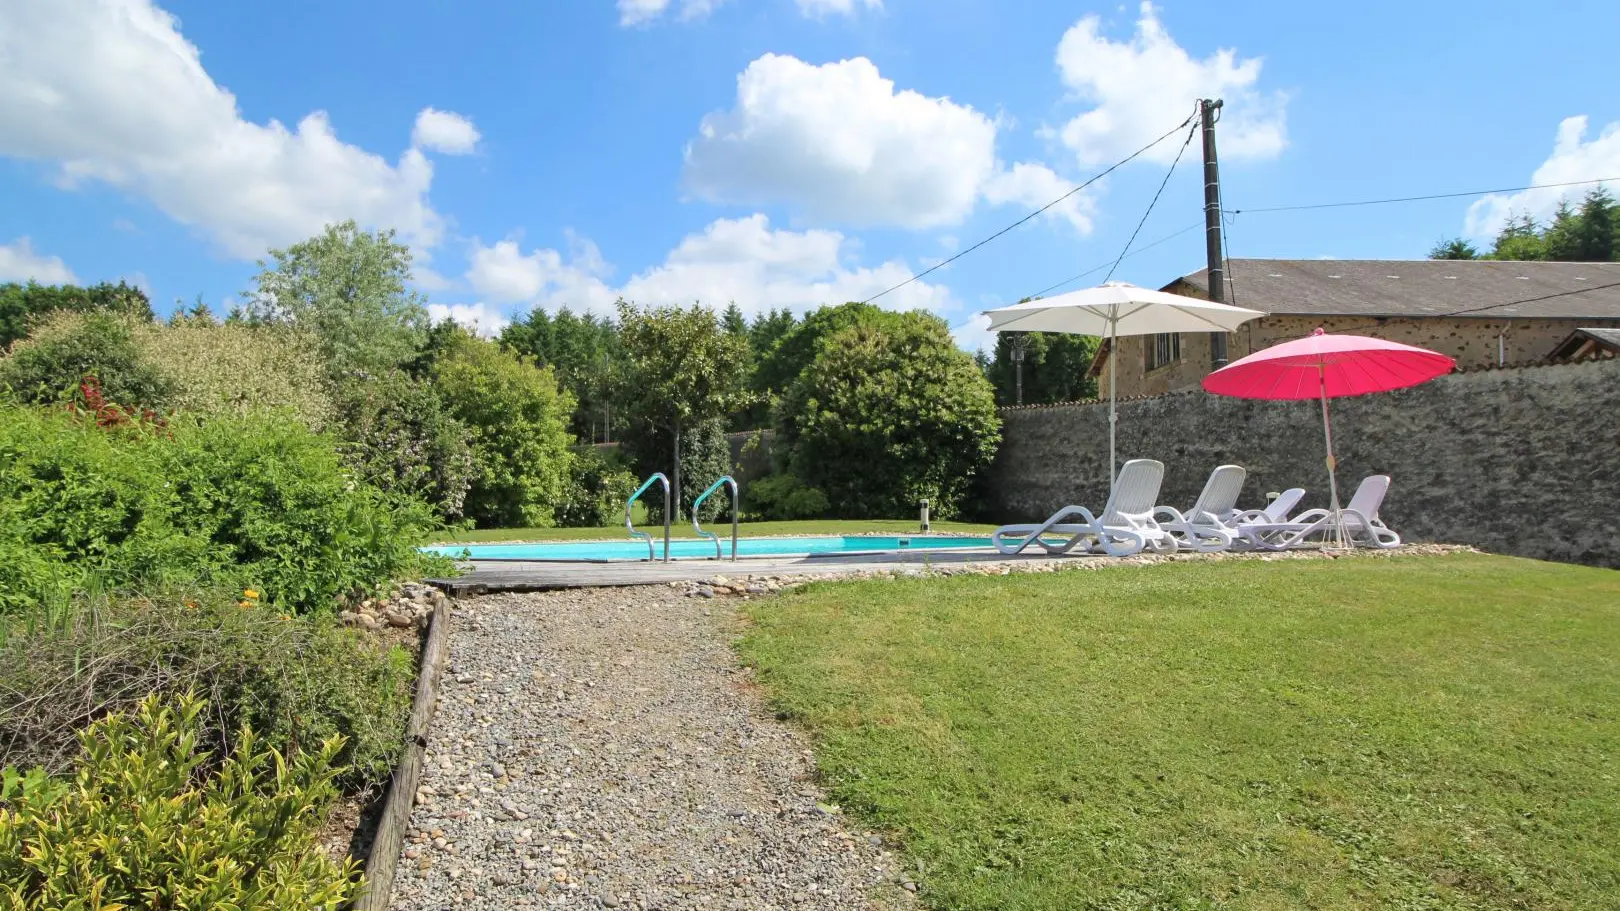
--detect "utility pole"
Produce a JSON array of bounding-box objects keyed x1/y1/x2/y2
[
  {"x1": 1011, "y1": 334, "x2": 1029, "y2": 405},
  {"x1": 1200, "y1": 98, "x2": 1229, "y2": 369}
]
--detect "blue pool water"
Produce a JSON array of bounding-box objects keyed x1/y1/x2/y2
[{"x1": 424, "y1": 535, "x2": 994, "y2": 562}]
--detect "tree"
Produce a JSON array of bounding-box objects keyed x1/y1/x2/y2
[
  {"x1": 615, "y1": 301, "x2": 751, "y2": 521},
  {"x1": 778, "y1": 312, "x2": 1001, "y2": 518},
  {"x1": 720, "y1": 302, "x2": 749, "y2": 338},
  {"x1": 1428, "y1": 238, "x2": 1479, "y2": 260},
  {"x1": 0, "y1": 280, "x2": 152, "y2": 350},
  {"x1": 500, "y1": 307, "x2": 624, "y2": 442},
  {"x1": 433, "y1": 330, "x2": 577, "y2": 528},
  {"x1": 984, "y1": 330, "x2": 1100, "y2": 407},
  {"x1": 243, "y1": 221, "x2": 429, "y2": 379},
  {"x1": 753, "y1": 302, "x2": 901, "y2": 400},
  {"x1": 1483, "y1": 190, "x2": 1620, "y2": 262},
  {"x1": 1489, "y1": 214, "x2": 1548, "y2": 261}
]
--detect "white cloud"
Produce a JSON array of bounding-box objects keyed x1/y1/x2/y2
[
  {"x1": 795, "y1": 0, "x2": 881, "y2": 17},
  {"x1": 620, "y1": 0, "x2": 872, "y2": 25},
  {"x1": 428, "y1": 302, "x2": 510, "y2": 338},
  {"x1": 412, "y1": 108, "x2": 480, "y2": 155},
  {"x1": 982, "y1": 162, "x2": 1098, "y2": 234},
  {"x1": 618, "y1": 0, "x2": 727, "y2": 25},
  {"x1": 412, "y1": 265, "x2": 453, "y2": 293},
  {"x1": 951, "y1": 313, "x2": 995, "y2": 353},
  {"x1": 683, "y1": 54, "x2": 999, "y2": 229},
  {"x1": 0, "y1": 237, "x2": 77, "y2": 284},
  {"x1": 464, "y1": 213, "x2": 954, "y2": 321},
  {"x1": 1054, "y1": 1, "x2": 1286, "y2": 167},
  {"x1": 1465, "y1": 116, "x2": 1620, "y2": 239},
  {"x1": 0, "y1": 0, "x2": 449, "y2": 258}
]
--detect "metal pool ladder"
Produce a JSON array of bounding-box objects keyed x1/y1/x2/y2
[
  {"x1": 692, "y1": 475, "x2": 739, "y2": 561},
  {"x1": 626, "y1": 473, "x2": 671, "y2": 562}
]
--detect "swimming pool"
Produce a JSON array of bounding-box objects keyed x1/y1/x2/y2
[{"x1": 424, "y1": 535, "x2": 995, "y2": 562}]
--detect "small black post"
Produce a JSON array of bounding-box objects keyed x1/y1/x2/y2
[{"x1": 1200, "y1": 98, "x2": 1229, "y2": 369}]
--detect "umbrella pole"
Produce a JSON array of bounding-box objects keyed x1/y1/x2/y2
[
  {"x1": 1108, "y1": 316, "x2": 1117, "y2": 490},
  {"x1": 1318, "y1": 365, "x2": 1346, "y2": 549}
]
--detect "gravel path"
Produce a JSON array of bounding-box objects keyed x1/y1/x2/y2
[{"x1": 391, "y1": 585, "x2": 917, "y2": 911}]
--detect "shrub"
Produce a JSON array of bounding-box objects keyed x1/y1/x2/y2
[
  {"x1": 778, "y1": 314, "x2": 1001, "y2": 518},
  {"x1": 555, "y1": 446, "x2": 639, "y2": 528},
  {"x1": 333, "y1": 369, "x2": 476, "y2": 522},
  {"x1": 0, "y1": 402, "x2": 445, "y2": 614},
  {"x1": 0, "y1": 310, "x2": 173, "y2": 409},
  {"x1": 0, "y1": 593, "x2": 412, "y2": 789},
  {"x1": 0, "y1": 692, "x2": 362, "y2": 909},
  {"x1": 134, "y1": 320, "x2": 336, "y2": 429},
  {"x1": 434, "y1": 331, "x2": 576, "y2": 528},
  {"x1": 744, "y1": 472, "x2": 829, "y2": 521}
]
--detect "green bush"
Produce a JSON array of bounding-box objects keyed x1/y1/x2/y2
[
  {"x1": 778, "y1": 314, "x2": 1001, "y2": 518},
  {"x1": 0, "y1": 402, "x2": 445, "y2": 614},
  {"x1": 744, "y1": 472, "x2": 829, "y2": 521},
  {"x1": 434, "y1": 330, "x2": 576, "y2": 528},
  {"x1": 333, "y1": 369, "x2": 476, "y2": 523},
  {"x1": 0, "y1": 310, "x2": 173, "y2": 409},
  {"x1": 0, "y1": 594, "x2": 412, "y2": 789},
  {"x1": 555, "y1": 446, "x2": 638, "y2": 528},
  {"x1": 0, "y1": 692, "x2": 362, "y2": 909},
  {"x1": 135, "y1": 319, "x2": 336, "y2": 429}
]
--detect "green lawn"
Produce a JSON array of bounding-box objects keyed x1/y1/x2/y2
[
  {"x1": 431, "y1": 518, "x2": 997, "y2": 544},
  {"x1": 738, "y1": 553, "x2": 1620, "y2": 911}
]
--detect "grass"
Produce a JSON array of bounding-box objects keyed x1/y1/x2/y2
[
  {"x1": 432, "y1": 518, "x2": 998, "y2": 544},
  {"x1": 738, "y1": 553, "x2": 1620, "y2": 911}
]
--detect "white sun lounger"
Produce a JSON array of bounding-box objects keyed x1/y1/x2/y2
[
  {"x1": 1242, "y1": 475, "x2": 1401, "y2": 550},
  {"x1": 1224, "y1": 487, "x2": 1305, "y2": 550},
  {"x1": 991, "y1": 459, "x2": 1177, "y2": 557},
  {"x1": 1152, "y1": 464, "x2": 1246, "y2": 552}
]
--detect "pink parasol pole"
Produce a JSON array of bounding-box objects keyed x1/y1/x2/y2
[{"x1": 1317, "y1": 363, "x2": 1347, "y2": 548}]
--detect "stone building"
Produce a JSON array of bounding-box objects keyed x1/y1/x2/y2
[{"x1": 1091, "y1": 259, "x2": 1620, "y2": 399}]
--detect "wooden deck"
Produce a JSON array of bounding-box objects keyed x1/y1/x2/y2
[{"x1": 425, "y1": 549, "x2": 1071, "y2": 595}]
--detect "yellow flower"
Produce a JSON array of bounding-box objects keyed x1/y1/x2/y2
[
  {"x1": 183, "y1": 600, "x2": 198, "y2": 609},
  {"x1": 243, "y1": 589, "x2": 259, "y2": 600},
  {"x1": 279, "y1": 614, "x2": 291, "y2": 622},
  {"x1": 238, "y1": 600, "x2": 252, "y2": 609}
]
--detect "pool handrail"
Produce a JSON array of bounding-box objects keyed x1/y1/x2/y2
[
  {"x1": 692, "y1": 476, "x2": 739, "y2": 561},
  {"x1": 626, "y1": 472, "x2": 671, "y2": 562}
]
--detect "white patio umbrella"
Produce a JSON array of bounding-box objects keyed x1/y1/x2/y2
[{"x1": 984, "y1": 281, "x2": 1264, "y2": 483}]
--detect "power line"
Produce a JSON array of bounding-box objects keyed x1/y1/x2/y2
[
  {"x1": 1017, "y1": 220, "x2": 1204, "y2": 302},
  {"x1": 1232, "y1": 176, "x2": 1620, "y2": 216},
  {"x1": 859, "y1": 111, "x2": 1198, "y2": 306},
  {"x1": 1103, "y1": 120, "x2": 1199, "y2": 284}
]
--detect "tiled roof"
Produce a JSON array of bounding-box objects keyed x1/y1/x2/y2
[{"x1": 1170, "y1": 259, "x2": 1620, "y2": 319}]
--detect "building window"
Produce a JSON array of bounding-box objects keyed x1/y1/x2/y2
[{"x1": 1146, "y1": 332, "x2": 1181, "y2": 370}]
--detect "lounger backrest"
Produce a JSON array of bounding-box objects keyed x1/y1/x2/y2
[
  {"x1": 1188, "y1": 465, "x2": 1245, "y2": 523},
  {"x1": 1102, "y1": 459, "x2": 1164, "y2": 525},
  {"x1": 1266, "y1": 488, "x2": 1305, "y2": 521},
  {"x1": 1346, "y1": 475, "x2": 1391, "y2": 520}
]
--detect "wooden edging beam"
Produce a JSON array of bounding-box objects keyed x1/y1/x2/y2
[{"x1": 354, "y1": 599, "x2": 451, "y2": 911}]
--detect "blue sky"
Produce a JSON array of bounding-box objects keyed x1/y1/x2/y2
[{"x1": 3, "y1": 0, "x2": 1619, "y2": 351}]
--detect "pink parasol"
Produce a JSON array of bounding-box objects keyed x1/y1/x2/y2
[{"x1": 1202, "y1": 329, "x2": 1455, "y2": 545}]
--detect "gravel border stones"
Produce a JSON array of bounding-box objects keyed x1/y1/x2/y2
[{"x1": 390, "y1": 586, "x2": 917, "y2": 910}]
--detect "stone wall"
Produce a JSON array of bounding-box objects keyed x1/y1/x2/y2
[{"x1": 984, "y1": 357, "x2": 1620, "y2": 567}]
